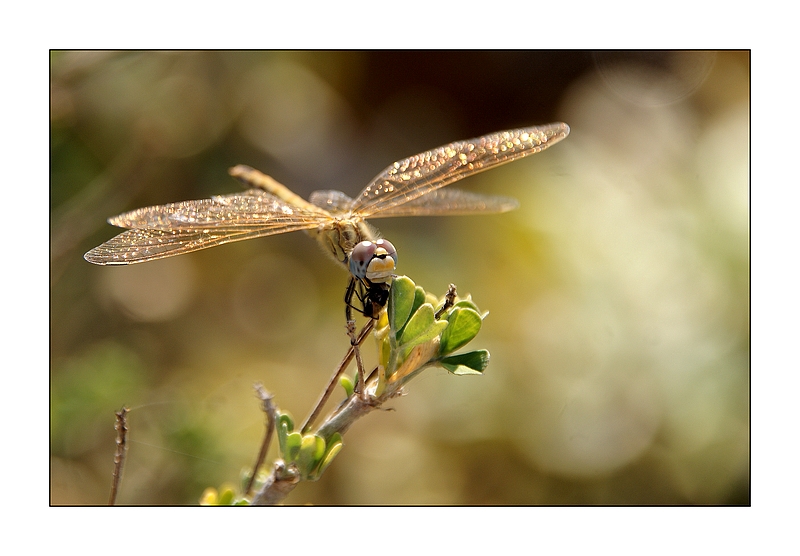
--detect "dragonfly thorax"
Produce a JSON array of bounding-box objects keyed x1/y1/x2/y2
[{"x1": 307, "y1": 217, "x2": 377, "y2": 268}]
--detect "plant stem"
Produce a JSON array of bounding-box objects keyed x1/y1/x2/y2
[
  {"x1": 244, "y1": 385, "x2": 275, "y2": 497},
  {"x1": 300, "y1": 319, "x2": 374, "y2": 434}
]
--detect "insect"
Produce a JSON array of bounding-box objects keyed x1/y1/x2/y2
[{"x1": 84, "y1": 123, "x2": 570, "y2": 298}]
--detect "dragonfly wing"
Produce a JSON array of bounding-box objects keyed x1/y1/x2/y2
[
  {"x1": 365, "y1": 188, "x2": 519, "y2": 218},
  {"x1": 229, "y1": 165, "x2": 328, "y2": 214},
  {"x1": 309, "y1": 190, "x2": 355, "y2": 213},
  {"x1": 84, "y1": 224, "x2": 322, "y2": 265},
  {"x1": 85, "y1": 190, "x2": 328, "y2": 265},
  {"x1": 108, "y1": 190, "x2": 325, "y2": 231},
  {"x1": 350, "y1": 123, "x2": 568, "y2": 219}
]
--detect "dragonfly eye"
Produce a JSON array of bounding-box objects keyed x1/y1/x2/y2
[
  {"x1": 349, "y1": 241, "x2": 377, "y2": 279},
  {"x1": 374, "y1": 239, "x2": 397, "y2": 263}
]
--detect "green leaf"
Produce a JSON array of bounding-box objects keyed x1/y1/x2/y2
[
  {"x1": 398, "y1": 303, "x2": 435, "y2": 346},
  {"x1": 218, "y1": 487, "x2": 235, "y2": 506},
  {"x1": 453, "y1": 299, "x2": 481, "y2": 313},
  {"x1": 439, "y1": 350, "x2": 490, "y2": 375},
  {"x1": 439, "y1": 308, "x2": 482, "y2": 355},
  {"x1": 316, "y1": 442, "x2": 342, "y2": 476},
  {"x1": 314, "y1": 432, "x2": 343, "y2": 478},
  {"x1": 389, "y1": 276, "x2": 416, "y2": 333},
  {"x1": 326, "y1": 432, "x2": 343, "y2": 449},
  {"x1": 298, "y1": 434, "x2": 326, "y2": 478},
  {"x1": 340, "y1": 374, "x2": 354, "y2": 398},
  {"x1": 400, "y1": 320, "x2": 447, "y2": 358},
  {"x1": 285, "y1": 431, "x2": 302, "y2": 462},
  {"x1": 398, "y1": 286, "x2": 428, "y2": 339},
  {"x1": 411, "y1": 287, "x2": 427, "y2": 319},
  {"x1": 276, "y1": 413, "x2": 294, "y2": 457},
  {"x1": 277, "y1": 412, "x2": 294, "y2": 432},
  {"x1": 200, "y1": 487, "x2": 218, "y2": 505}
]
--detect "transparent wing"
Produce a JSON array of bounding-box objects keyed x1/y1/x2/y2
[
  {"x1": 309, "y1": 190, "x2": 355, "y2": 213},
  {"x1": 107, "y1": 189, "x2": 326, "y2": 231},
  {"x1": 365, "y1": 188, "x2": 519, "y2": 219},
  {"x1": 84, "y1": 225, "x2": 325, "y2": 265},
  {"x1": 350, "y1": 123, "x2": 569, "y2": 219},
  {"x1": 84, "y1": 190, "x2": 329, "y2": 265}
]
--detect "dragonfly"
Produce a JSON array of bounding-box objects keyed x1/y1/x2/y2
[
  {"x1": 85, "y1": 122, "x2": 569, "y2": 402},
  {"x1": 85, "y1": 123, "x2": 569, "y2": 320}
]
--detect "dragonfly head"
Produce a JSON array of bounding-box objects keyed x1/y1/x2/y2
[{"x1": 349, "y1": 239, "x2": 397, "y2": 284}]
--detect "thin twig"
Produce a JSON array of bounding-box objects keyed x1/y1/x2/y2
[
  {"x1": 245, "y1": 385, "x2": 276, "y2": 497},
  {"x1": 109, "y1": 407, "x2": 129, "y2": 506},
  {"x1": 300, "y1": 319, "x2": 374, "y2": 434},
  {"x1": 435, "y1": 283, "x2": 458, "y2": 319}
]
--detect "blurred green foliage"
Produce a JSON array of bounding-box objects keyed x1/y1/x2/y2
[{"x1": 50, "y1": 51, "x2": 749, "y2": 505}]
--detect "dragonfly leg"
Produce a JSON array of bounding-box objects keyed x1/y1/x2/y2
[
  {"x1": 344, "y1": 277, "x2": 368, "y2": 399},
  {"x1": 347, "y1": 319, "x2": 367, "y2": 399}
]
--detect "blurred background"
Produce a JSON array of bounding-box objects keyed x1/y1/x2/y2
[{"x1": 50, "y1": 51, "x2": 749, "y2": 505}]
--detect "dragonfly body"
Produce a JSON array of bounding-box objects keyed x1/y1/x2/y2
[{"x1": 228, "y1": 165, "x2": 379, "y2": 266}]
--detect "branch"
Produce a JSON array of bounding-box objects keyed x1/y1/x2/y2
[
  {"x1": 244, "y1": 385, "x2": 276, "y2": 497},
  {"x1": 109, "y1": 406, "x2": 129, "y2": 506},
  {"x1": 201, "y1": 276, "x2": 490, "y2": 505}
]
